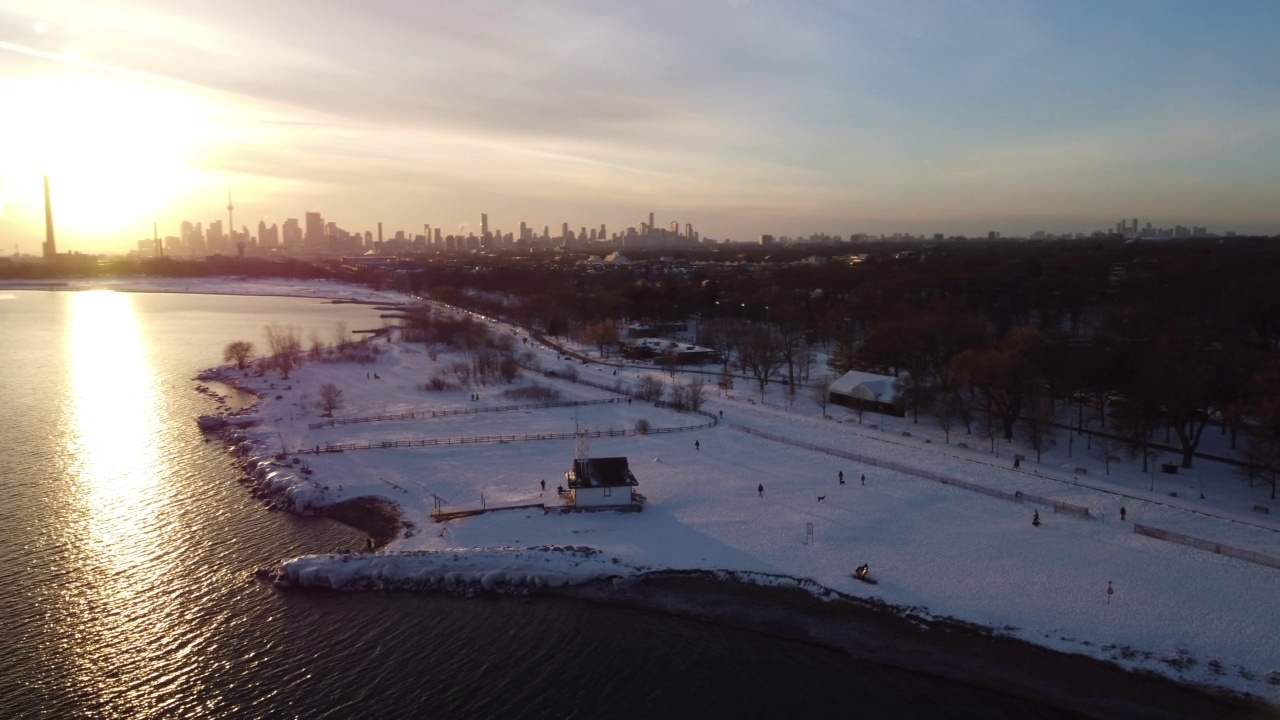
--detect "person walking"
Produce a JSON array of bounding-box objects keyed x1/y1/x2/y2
[
  {"x1": 695, "y1": 440, "x2": 700, "y2": 451},
  {"x1": 860, "y1": 474, "x2": 865, "y2": 485},
  {"x1": 540, "y1": 479, "x2": 546, "y2": 493},
  {"x1": 758, "y1": 483, "x2": 764, "y2": 498},
  {"x1": 839, "y1": 471, "x2": 845, "y2": 485}
]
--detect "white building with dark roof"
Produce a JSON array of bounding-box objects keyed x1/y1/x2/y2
[{"x1": 565, "y1": 457, "x2": 639, "y2": 508}]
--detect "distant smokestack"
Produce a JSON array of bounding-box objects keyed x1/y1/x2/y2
[{"x1": 43, "y1": 176, "x2": 56, "y2": 260}]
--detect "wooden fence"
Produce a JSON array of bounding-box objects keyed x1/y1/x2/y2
[
  {"x1": 310, "y1": 398, "x2": 621, "y2": 430},
  {"x1": 1132, "y1": 523, "x2": 1280, "y2": 570}
]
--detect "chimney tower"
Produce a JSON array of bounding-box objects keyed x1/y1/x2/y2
[{"x1": 42, "y1": 176, "x2": 56, "y2": 259}]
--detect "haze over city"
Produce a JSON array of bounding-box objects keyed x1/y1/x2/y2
[{"x1": 2, "y1": 1, "x2": 1279, "y2": 255}]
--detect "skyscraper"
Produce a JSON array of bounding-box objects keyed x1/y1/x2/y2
[
  {"x1": 481, "y1": 213, "x2": 489, "y2": 237},
  {"x1": 42, "y1": 176, "x2": 56, "y2": 259},
  {"x1": 304, "y1": 212, "x2": 324, "y2": 250}
]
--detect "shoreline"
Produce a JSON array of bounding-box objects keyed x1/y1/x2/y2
[
  {"x1": 557, "y1": 572, "x2": 1274, "y2": 720},
  {"x1": 315, "y1": 496, "x2": 403, "y2": 549},
  {"x1": 173, "y1": 283, "x2": 1277, "y2": 712},
  {"x1": 296, "y1": 493, "x2": 1275, "y2": 719}
]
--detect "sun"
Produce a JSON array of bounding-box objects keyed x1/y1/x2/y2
[{"x1": 0, "y1": 67, "x2": 208, "y2": 244}]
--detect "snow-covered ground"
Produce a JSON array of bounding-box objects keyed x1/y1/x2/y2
[{"x1": 182, "y1": 279, "x2": 1280, "y2": 704}]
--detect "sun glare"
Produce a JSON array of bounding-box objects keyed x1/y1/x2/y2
[
  {"x1": 0, "y1": 71, "x2": 207, "y2": 242},
  {"x1": 67, "y1": 290, "x2": 158, "y2": 490}
]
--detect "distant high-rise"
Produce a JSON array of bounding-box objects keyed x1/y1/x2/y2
[
  {"x1": 42, "y1": 176, "x2": 56, "y2": 260},
  {"x1": 648, "y1": 212, "x2": 655, "y2": 234},
  {"x1": 304, "y1": 212, "x2": 324, "y2": 249},
  {"x1": 481, "y1": 213, "x2": 489, "y2": 237},
  {"x1": 283, "y1": 218, "x2": 301, "y2": 248}
]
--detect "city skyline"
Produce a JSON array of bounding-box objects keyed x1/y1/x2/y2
[{"x1": 2, "y1": 1, "x2": 1280, "y2": 254}]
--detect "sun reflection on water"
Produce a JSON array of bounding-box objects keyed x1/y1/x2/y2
[
  {"x1": 63, "y1": 290, "x2": 177, "y2": 707},
  {"x1": 68, "y1": 291, "x2": 159, "y2": 510}
]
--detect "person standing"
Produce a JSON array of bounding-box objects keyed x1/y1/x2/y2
[{"x1": 839, "y1": 471, "x2": 845, "y2": 485}]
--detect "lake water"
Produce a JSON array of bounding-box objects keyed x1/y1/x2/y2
[{"x1": 0, "y1": 289, "x2": 1071, "y2": 718}]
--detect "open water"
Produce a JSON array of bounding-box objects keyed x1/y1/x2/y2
[{"x1": 0, "y1": 289, "x2": 1072, "y2": 719}]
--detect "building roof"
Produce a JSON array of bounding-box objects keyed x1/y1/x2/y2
[
  {"x1": 568, "y1": 457, "x2": 639, "y2": 489},
  {"x1": 828, "y1": 370, "x2": 903, "y2": 402}
]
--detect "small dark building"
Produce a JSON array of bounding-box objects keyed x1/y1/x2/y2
[{"x1": 566, "y1": 457, "x2": 639, "y2": 507}]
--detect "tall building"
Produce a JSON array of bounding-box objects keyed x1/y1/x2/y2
[
  {"x1": 304, "y1": 212, "x2": 325, "y2": 250},
  {"x1": 480, "y1": 213, "x2": 489, "y2": 237},
  {"x1": 42, "y1": 176, "x2": 56, "y2": 259},
  {"x1": 207, "y1": 220, "x2": 226, "y2": 254},
  {"x1": 258, "y1": 220, "x2": 279, "y2": 250},
  {"x1": 283, "y1": 218, "x2": 302, "y2": 249},
  {"x1": 648, "y1": 212, "x2": 655, "y2": 234}
]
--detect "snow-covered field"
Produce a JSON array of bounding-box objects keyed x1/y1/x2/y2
[{"x1": 177, "y1": 278, "x2": 1280, "y2": 704}]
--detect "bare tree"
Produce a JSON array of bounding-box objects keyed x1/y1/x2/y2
[
  {"x1": 582, "y1": 321, "x2": 619, "y2": 358},
  {"x1": 717, "y1": 369, "x2": 734, "y2": 397},
  {"x1": 223, "y1": 340, "x2": 254, "y2": 370},
  {"x1": 317, "y1": 383, "x2": 344, "y2": 417},
  {"x1": 738, "y1": 327, "x2": 784, "y2": 403},
  {"x1": 812, "y1": 376, "x2": 833, "y2": 417},
  {"x1": 684, "y1": 377, "x2": 708, "y2": 412},
  {"x1": 1019, "y1": 392, "x2": 1056, "y2": 463},
  {"x1": 667, "y1": 382, "x2": 689, "y2": 411},
  {"x1": 308, "y1": 329, "x2": 326, "y2": 360},
  {"x1": 331, "y1": 321, "x2": 350, "y2": 351},
  {"x1": 635, "y1": 375, "x2": 665, "y2": 402},
  {"x1": 935, "y1": 391, "x2": 960, "y2": 444},
  {"x1": 499, "y1": 356, "x2": 520, "y2": 383},
  {"x1": 264, "y1": 324, "x2": 302, "y2": 379},
  {"x1": 1094, "y1": 434, "x2": 1121, "y2": 476}
]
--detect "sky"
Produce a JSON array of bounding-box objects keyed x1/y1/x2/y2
[{"x1": 2, "y1": 1, "x2": 1279, "y2": 254}]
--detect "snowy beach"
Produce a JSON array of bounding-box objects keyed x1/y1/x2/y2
[{"x1": 153, "y1": 278, "x2": 1279, "y2": 713}]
